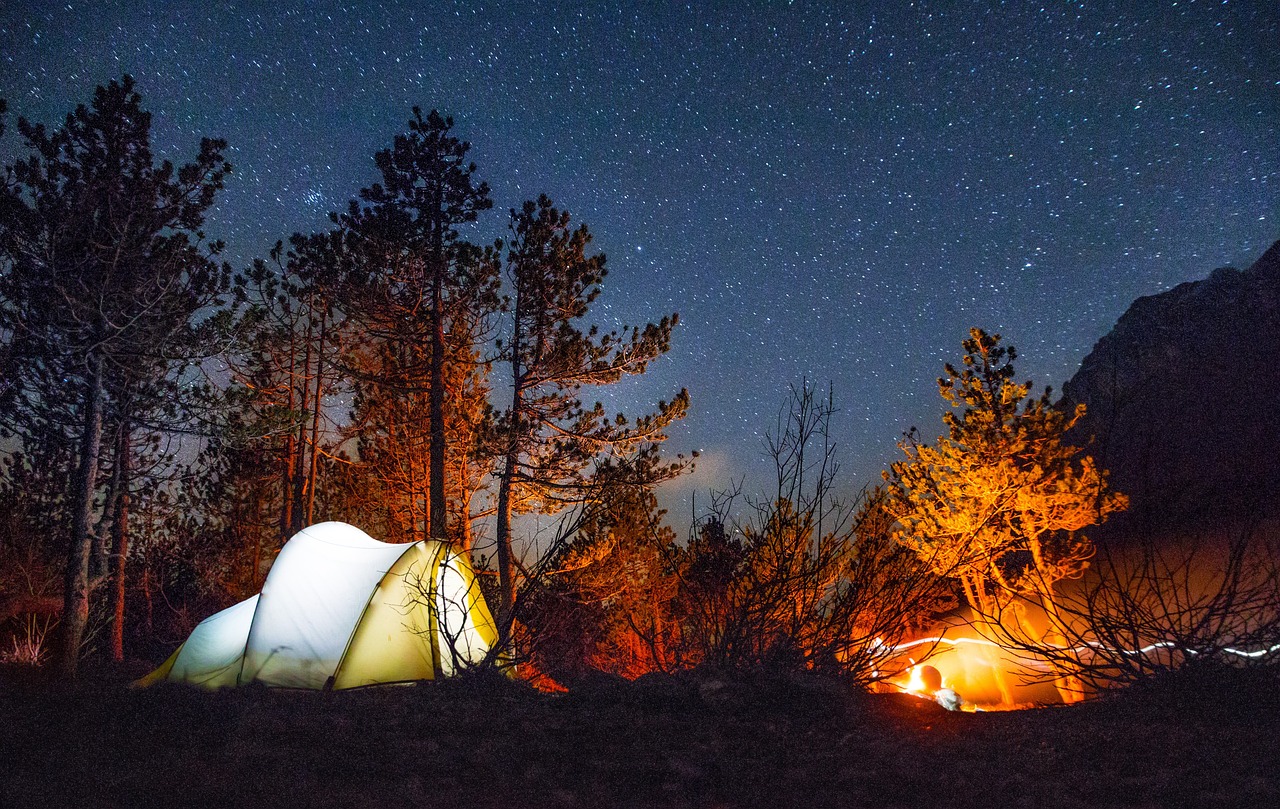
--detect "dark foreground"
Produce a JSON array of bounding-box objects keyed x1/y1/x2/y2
[{"x1": 2, "y1": 665, "x2": 1277, "y2": 808}]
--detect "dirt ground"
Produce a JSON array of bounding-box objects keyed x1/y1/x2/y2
[{"x1": 2, "y1": 663, "x2": 1277, "y2": 808}]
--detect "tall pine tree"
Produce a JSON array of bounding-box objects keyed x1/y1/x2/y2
[
  {"x1": 884, "y1": 328, "x2": 1127, "y2": 701},
  {"x1": 494, "y1": 195, "x2": 688, "y2": 636},
  {"x1": 340, "y1": 109, "x2": 498, "y2": 544},
  {"x1": 0, "y1": 77, "x2": 230, "y2": 675}
]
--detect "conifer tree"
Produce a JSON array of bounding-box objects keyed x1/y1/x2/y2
[
  {"x1": 493, "y1": 195, "x2": 688, "y2": 636},
  {"x1": 340, "y1": 109, "x2": 497, "y2": 544},
  {"x1": 231, "y1": 231, "x2": 357, "y2": 540},
  {"x1": 884, "y1": 328, "x2": 1127, "y2": 700},
  {"x1": 524, "y1": 457, "x2": 680, "y2": 681},
  {"x1": 0, "y1": 77, "x2": 230, "y2": 675}
]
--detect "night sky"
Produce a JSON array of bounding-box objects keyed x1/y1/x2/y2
[{"x1": 3, "y1": 1, "x2": 1277, "y2": 513}]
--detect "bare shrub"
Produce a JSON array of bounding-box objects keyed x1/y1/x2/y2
[
  {"x1": 982, "y1": 518, "x2": 1280, "y2": 693},
  {"x1": 1, "y1": 613, "x2": 55, "y2": 666},
  {"x1": 671, "y1": 383, "x2": 953, "y2": 685}
]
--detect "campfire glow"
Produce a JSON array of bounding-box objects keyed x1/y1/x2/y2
[
  {"x1": 885, "y1": 634, "x2": 1059, "y2": 710},
  {"x1": 885, "y1": 631, "x2": 1280, "y2": 710},
  {"x1": 902, "y1": 663, "x2": 930, "y2": 695}
]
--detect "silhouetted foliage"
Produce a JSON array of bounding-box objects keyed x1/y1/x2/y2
[
  {"x1": 522, "y1": 462, "x2": 680, "y2": 682},
  {"x1": 992, "y1": 521, "x2": 1280, "y2": 691},
  {"x1": 671, "y1": 383, "x2": 951, "y2": 683},
  {"x1": 0, "y1": 76, "x2": 231, "y2": 675},
  {"x1": 491, "y1": 195, "x2": 688, "y2": 638}
]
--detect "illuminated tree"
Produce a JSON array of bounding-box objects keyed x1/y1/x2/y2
[
  {"x1": 340, "y1": 108, "x2": 497, "y2": 544},
  {"x1": 884, "y1": 328, "x2": 1126, "y2": 700},
  {"x1": 343, "y1": 301, "x2": 496, "y2": 550},
  {"x1": 522, "y1": 456, "x2": 681, "y2": 682}
]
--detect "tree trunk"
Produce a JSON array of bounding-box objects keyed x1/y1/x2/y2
[
  {"x1": 306, "y1": 314, "x2": 328, "y2": 525},
  {"x1": 495, "y1": 284, "x2": 525, "y2": 640},
  {"x1": 281, "y1": 323, "x2": 299, "y2": 542},
  {"x1": 495, "y1": 449, "x2": 517, "y2": 637},
  {"x1": 459, "y1": 513, "x2": 474, "y2": 554},
  {"x1": 291, "y1": 316, "x2": 314, "y2": 535},
  {"x1": 250, "y1": 489, "x2": 264, "y2": 590},
  {"x1": 90, "y1": 432, "x2": 121, "y2": 584},
  {"x1": 428, "y1": 238, "x2": 448, "y2": 541},
  {"x1": 110, "y1": 421, "x2": 131, "y2": 662},
  {"x1": 141, "y1": 566, "x2": 153, "y2": 637},
  {"x1": 961, "y1": 574, "x2": 1017, "y2": 705},
  {"x1": 1028, "y1": 536, "x2": 1086, "y2": 703},
  {"x1": 58, "y1": 354, "x2": 105, "y2": 679}
]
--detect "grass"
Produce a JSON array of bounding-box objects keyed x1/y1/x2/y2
[{"x1": 1, "y1": 662, "x2": 1277, "y2": 808}]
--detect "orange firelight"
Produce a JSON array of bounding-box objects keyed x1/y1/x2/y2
[{"x1": 887, "y1": 633, "x2": 1062, "y2": 710}]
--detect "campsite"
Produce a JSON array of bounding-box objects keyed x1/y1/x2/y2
[{"x1": 4, "y1": 4, "x2": 1280, "y2": 807}]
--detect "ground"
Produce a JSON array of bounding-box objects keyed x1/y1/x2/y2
[{"x1": 1, "y1": 664, "x2": 1277, "y2": 808}]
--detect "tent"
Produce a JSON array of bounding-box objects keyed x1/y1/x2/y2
[{"x1": 140, "y1": 522, "x2": 499, "y2": 689}]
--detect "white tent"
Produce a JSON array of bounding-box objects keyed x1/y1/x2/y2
[{"x1": 140, "y1": 522, "x2": 499, "y2": 689}]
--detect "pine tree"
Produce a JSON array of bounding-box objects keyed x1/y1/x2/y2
[
  {"x1": 493, "y1": 195, "x2": 688, "y2": 638},
  {"x1": 884, "y1": 328, "x2": 1127, "y2": 700},
  {"x1": 340, "y1": 108, "x2": 497, "y2": 544},
  {"x1": 227, "y1": 231, "x2": 358, "y2": 542},
  {"x1": 0, "y1": 77, "x2": 230, "y2": 675},
  {"x1": 524, "y1": 459, "x2": 680, "y2": 681}
]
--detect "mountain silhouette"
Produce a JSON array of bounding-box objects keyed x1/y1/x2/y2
[{"x1": 1062, "y1": 240, "x2": 1280, "y2": 541}]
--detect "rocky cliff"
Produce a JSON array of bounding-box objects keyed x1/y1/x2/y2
[{"x1": 1061, "y1": 240, "x2": 1280, "y2": 539}]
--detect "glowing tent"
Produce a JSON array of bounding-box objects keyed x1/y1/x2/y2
[{"x1": 140, "y1": 522, "x2": 498, "y2": 689}]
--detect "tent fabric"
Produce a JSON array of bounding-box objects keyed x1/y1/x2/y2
[{"x1": 141, "y1": 522, "x2": 498, "y2": 689}]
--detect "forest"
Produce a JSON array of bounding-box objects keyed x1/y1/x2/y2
[{"x1": 2, "y1": 77, "x2": 1278, "y2": 717}]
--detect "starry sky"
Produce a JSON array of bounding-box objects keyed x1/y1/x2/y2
[{"x1": 3, "y1": 1, "x2": 1277, "y2": 512}]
